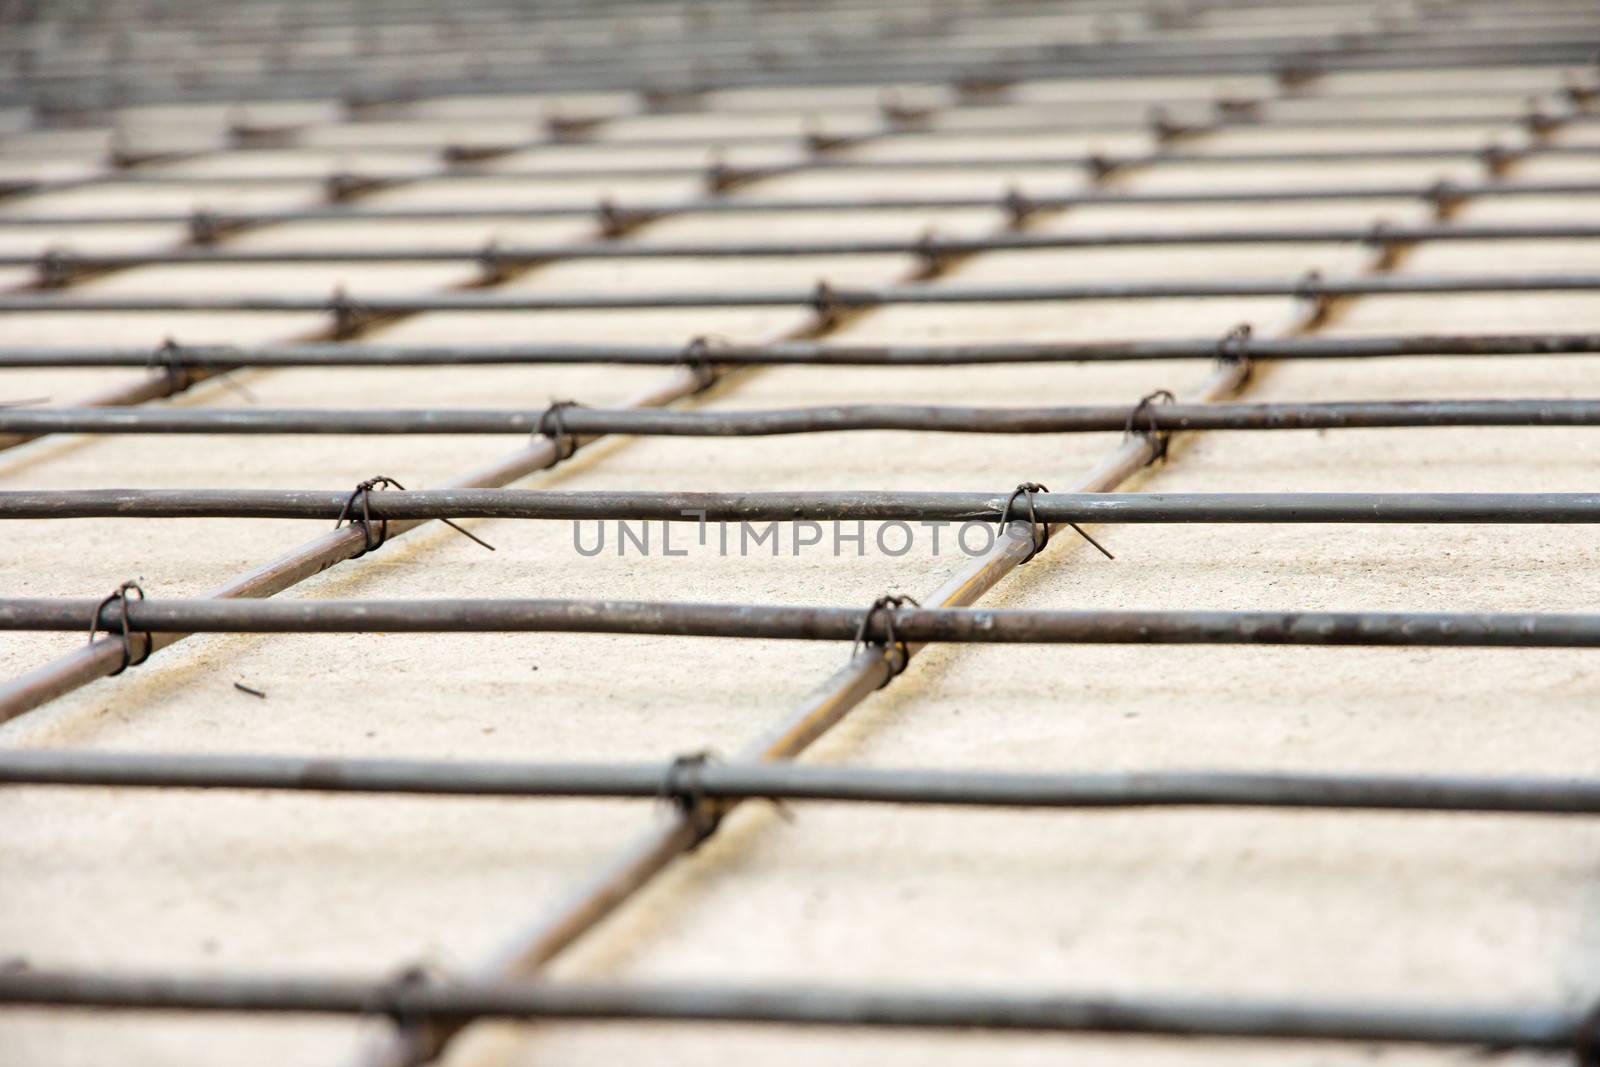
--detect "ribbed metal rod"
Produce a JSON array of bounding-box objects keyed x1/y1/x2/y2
[
  {"x1": 4, "y1": 274, "x2": 1598, "y2": 314},
  {"x1": 6, "y1": 490, "x2": 1600, "y2": 523},
  {"x1": 14, "y1": 223, "x2": 1600, "y2": 272},
  {"x1": 6, "y1": 400, "x2": 1600, "y2": 437},
  {"x1": 5, "y1": 333, "x2": 1595, "y2": 370},
  {"x1": 0, "y1": 180, "x2": 1588, "y2": 229},
  {"x1": 5, "y1": 599, "x2": 1600, "y2": 647},
  {"x1": 10, "y1": 750, "x2": 1600, "y2": 814},
  {"x1": 0, "y1": 969, "x2": 1584, "y2": 1048}
]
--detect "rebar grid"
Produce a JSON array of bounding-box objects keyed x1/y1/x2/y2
[{"x1": 4, "y1": 0, "x2": 1600, "y2": 1062}]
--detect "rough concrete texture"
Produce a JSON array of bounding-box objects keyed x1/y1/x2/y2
[{"x1": 1, "y1": 61, "x2": 1598, "y2": 1067}]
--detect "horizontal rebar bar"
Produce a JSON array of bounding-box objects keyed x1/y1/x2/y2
[
  {"x1": 0, "y1": 969, "x2": 1584, "y2": 1049},
  {"x1": 0, "y1": 179, "x2": 1589, "y2": 229},
  {"x1": 5, "y1": 490, "x2": 1600, "y2": 523},
  {"x1": 9, "y1": 140, "x2": 1596, "y2": 193},
  {"x1": 4, "y1": 399, "x2": 1599, "y2": 438},
  {"x1": 4, "y1": 332, "x2": 1595, "y2": 370},
  {"x1": 9, "y1": 750, "x2": 1600, "y2": 815},
  {"x1": 4, "y1": 273, "x2": 1598, "y2": 315},
  {"x1": 5, "y1": 598, "x2": 1600, "y2": 648},
  {"x1": 13, "y1": 223, "x2": 1600, "y2": 274}
]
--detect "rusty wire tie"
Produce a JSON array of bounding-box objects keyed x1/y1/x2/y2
[
  {"x1": 659, "y1": 751, "x2": 725, "y2": 848},
  {"x1": 363, "y1": 962, "x2": 437, "y2": 1039},
  {"x1": 1002, "y1": 186, "x2": 1034, "y2": 228},
  {"x1": 913, "y1": 228, "x2": 955, "y2": 277},
  {"x1": 1424, "y1": 179, "x2": 1464, "y2": 220},
  {"x1": 1214, "y1": 323, "x2": 1254, "y2": 380},
  {"x1": 1083, "y1": 153, "x2": 1120, "y2": 184},
  {"x1": 1000, "y1": 481, "x2": 1113, "y2": 562},
  {"x1": 1148, "y1": 106, "x2": 1190, "y2": 144},
  {"x1": 336, "y1": 475, "x2": 493, "y2": 557},
  {"x1": 146, "y1": 338, "x2": 193, "y2": 391},
  {"x1": 536, "y1": 399, "x2": 585, "y2": 460},
  {"x1": 1479, "y1": 141, "x2": 1523, "y2": 178},
  {"x1": 476, "y1": 238, "x2": 513, "y2": 284},
  {"x1": 850, "y1": 593, "x2": 921, "y2": 685},
  {"x1": 678, "y1": 336, "x2": 722, "y2": 391},
  {"x1": 88, "y1": 580, "x2": 152, "y2": 676},
  {"x1": 328, "y1": 286, "x2": 374, "y2": 339},
  {"x1": 597, "y1": 196, "x2": 651, "y2": 238},
  {"x1": 1122, "y1": 390, "x2": 1176, "y2": 468},
  {"x1": 1362, "y1": 218, "x2": 1406, "y2": 271},
  {"x1": 811, "y1": 280, "x2": 841, "y2": 329},
  {"x1": 187, "y1": 208, "x2": 228, "y2": 246},
  {"x1": 1294, "y1": 269, "x2": 1333, "y2": 322},
  {"x1": 34, "y1": 247, "x2": 75, "y2": 289},
  {"x1": 704, "y1": 156, "x2": 757, "y2": 194}
]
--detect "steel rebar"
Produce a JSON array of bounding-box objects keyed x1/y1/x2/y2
[
  {"x1": 4, "y1": 598, "x2": 1600, "y2": 648},
  {"x1": 3, "y1": 400, "x2": 1598, "y2": 438},
  {"x1": 0, "y1": 969, "x2": 1586, "y2": 1049},
  {"x1": 9, "y1": 750, "x2": 1600, "y2": 815},
  {"x1": 12, "y1": 223, "x2": 1600, "y2": 276},
  {"x1": 4, "y1": 273, "x2": 1599, "y2": 315},
  {"x1": 4, "y1": 489, "x2": 1600, "y2": 523},
  {"x1": 4, "y1": 333, "x2": 1595, "y2": 370},
  {"x1": 0, "y1": 179, "x2": 1589, "y2": 230}
]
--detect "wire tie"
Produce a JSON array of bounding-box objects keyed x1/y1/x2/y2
[
  {"x1": 1363, "y1": 218, "x2": 1403, "y2": 269},
  {"x1": 1294, "y1": 268, "x2": 1333, "y2": 322},
  {"x1": 535, "y1": 399, "x2": 585, "y2": 460},
  {"x1": 1002, "y1": 186, "x2": 1034, "y2": 228},
  {"x1": 476, "y1": 238, "x2": 512, "y2": 284},
  {"x1": 1083, "y1": 153, "x2": 1120, "y2": 183},
  {"x1": 955, "y1": 74, "x2": 1011, "y2": 102},
  {"x1": 187, "y1": 208, "x2": 224, "y2": 246},
  {"x1": 811, "y1": 280, "x2": 841, "y2": 329},
  {"x1": 366, "y1": 962, "x2": 436, "y2": 1037},
  {"x1": 328, "y1": 286, "x2": 375, "y2": 339},
  {"x1": 1524, "y1": 101, "x2": 1562, "y2": 138},
  {"x1": 913, "y1": 228, "x2": 954, "y2": 277},
  {"x1": 88, "y1": 580, "x2": 151, "y2": 676},
  {"x1": 1001, "y1": 481, "x2": 1113, "y2": 562},
  {"x1": 146, "y1": 338, "x2": 193, "y2": 391},
  {"x1": 804, "y1": 130, "x2": 842, "y2": 154},
  {"x1": 1214, "y1": 322, "x2": 1254, "y2": 373},
  {"x1": 1124, "y1": 389, "x2": 1178, "y2": 467},
  {"x1": 35, "y1": 247, "x2": 75, "y2": 289},
  {"x1": 1213, "y1": 95, "x2": 1260, "y2": 121},
  {"x1": 850, "y1": 593, "x2": 921, "y2": 685},
  {"x1": 1148, "y1": 106, "x2": 1187, "y2": 144},
  {"x1": 324, "y1": 171, "x2": 372, "y2": 203},
  {"x1": 547, "y1": 112, "x2": 603, "y2": 143},
  {"x1": 1562, "y1": 75, "x2": 1598, "y2": 106},
  {"x1": 880, "y1": 92, "x2": 932, "y2": 129},
  {"x1": 704, "y1": 156, "x2": 754, "y2": 194},
  {"x1": 336, "y1": 475, "x2": 494, "y2": 557},
  {"x1": 659, "y1": 751, "x2": 725, "y2": 848},
  {"x1": 596, "y1": 196, "x2": 651, "y2": 238},
  {"x1": 678, "y1": 336, "x2": 722, "y2": 391},
  {"x1": 1478, "y1": 141, "x2": 1521, "y2": 178},
  {"x1": 1424, "y1": 179, "x2": 1463, "y2": 221},
  {"x1": 1274, "y1": 58, "x2": 1321, "y2": 91}
]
